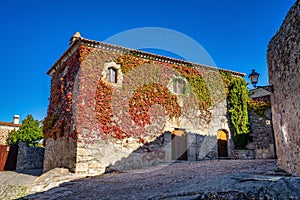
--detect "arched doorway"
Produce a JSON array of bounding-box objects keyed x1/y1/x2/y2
[{"x1": 217, "y1": 129, "x2": 228, "y2": 158}]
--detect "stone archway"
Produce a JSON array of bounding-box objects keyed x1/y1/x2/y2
[{"x1": 217, "y1": 129, "x2": 228, "y2": 158}]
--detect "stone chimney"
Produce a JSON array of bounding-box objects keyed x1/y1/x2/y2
[
  {"x1": 13, "y1": 115, "x2": 20, "y2": 124},
  {"x1": 69, "y1": 31, "x2": 82, "y2": 45}
]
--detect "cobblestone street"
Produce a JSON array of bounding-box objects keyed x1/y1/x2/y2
[{"x1": 23, "y1": 159, "x2": 299, "y2": 199}]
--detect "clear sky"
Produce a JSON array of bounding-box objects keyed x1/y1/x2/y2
[{"x1": 0, "y1": 0, "x2": 295, "y2": 122}]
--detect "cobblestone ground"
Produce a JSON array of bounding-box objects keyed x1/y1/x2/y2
[{"x1": 24, "y1": 159, "x2": 286, "y2": 200}]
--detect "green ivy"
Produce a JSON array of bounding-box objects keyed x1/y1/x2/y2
[
  {"x1": 227, "y1": 78, "x2": 250, "y2": 149},
  {"x1": 248, "y1": 98, "x2": 271, "y2": 117},
  {"x1": 116, "y1": 54, "x2": 251, "y2": 148}
]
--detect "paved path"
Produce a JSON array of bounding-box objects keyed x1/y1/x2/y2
[
  {"x1": 0, "y1": 169, "x2": 42, "y2": 199},
  {"x1": 1, "y1": 160, "x2": 299, "y2": 199},
  {"x1": 24, "y1": 159, "x2": 300, "y2": 199},
  {"x1": 0, "y1": 169, "x2": 42, "y2": 186}
]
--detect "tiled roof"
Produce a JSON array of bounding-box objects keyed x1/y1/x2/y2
[
  {"x1": 47, "y1": 32, "x2": 246, "y2": 77},
  {"x1": 0, "y1": 122, "x2": 21, "y2": 127}
]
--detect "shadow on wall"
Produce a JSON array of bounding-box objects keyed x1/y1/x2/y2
[
  {"x1": 105, "y1": 132, "x2": 219, "y2": 173},
  {"x1": 16, "y1": 142, "x2": 45, "y2": 171}
]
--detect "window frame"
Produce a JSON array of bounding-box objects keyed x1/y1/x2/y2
[
  {"x1": 172, "y1": 78, "x2": 186, "y2": 94},
  {"x1": 107, "y1": 67, "x2": 117, "y2": 83}
]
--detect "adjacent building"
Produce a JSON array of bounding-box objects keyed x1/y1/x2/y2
[{"x1": 0, "y1": 115, "x2": 21, "y2": 145}]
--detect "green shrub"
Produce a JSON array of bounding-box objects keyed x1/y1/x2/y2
[{"x1": 6, "y1": 115, "x2": 43, "y2": 146}]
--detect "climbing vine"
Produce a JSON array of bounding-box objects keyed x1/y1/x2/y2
[
  {"x1": 227, "y1": 78, "x2": 250, "y2": 149},
  {"x1": 43, "y1": 45, "x2": 92, "y2": 141},
  {"x1": 172, "y1": 65, "x2": 212, "y2": 111},
  {"x1": 44, "y1": 46, "x2": 251, "y2": 148},
  {"x1": 129, "y1": 83, "x2": 181, "y2": 127},
  {"x1": 116, "y1": 55, "x2": 213, "y2": 114},
  {"x1": 248, "y1": 98, "x2": 271, "y2": 117},
  {"x1": 95, "y1": 80, "x2": 126, "y2": 140}
]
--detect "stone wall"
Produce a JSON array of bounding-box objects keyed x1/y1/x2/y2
[
  {"x1": 0, "y1": 129, "x2": 10, "y2": 145},
  {"x1": 267, "y1": 0, "x2": 300, "y2": 176},
  {"x1": 43, "y1": 137, "x2": 77, "y2": 173},
  {"x1": 44, "y1": 37, "x2": 242, "y2": 175},
  {"x1": 16, "y1": 142, "x2": 45, "y2": 170},
  {"x1": 0, "y1": 126, "x2": 19, "y2": 145},
  {"x1": 105, "y1": 131, "x2": 228, "y2": 172},
  {"x1": 248, "y1": 108, "x2": 276, "y2": 159},
  {"x1": 230, "y1": 150, "x2": 255, "y2": 160}
]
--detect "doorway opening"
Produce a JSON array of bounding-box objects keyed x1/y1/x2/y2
[
  {"x1": 171, "y1": 129, "x2": 187, "y2": 160},
  {"x1": 217, "y1": 129, "x2": 228, "y2": 158}
]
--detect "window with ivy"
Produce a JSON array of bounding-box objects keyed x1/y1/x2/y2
[{"x1": 173, "y1": 78, "x2": 186, "y2": 94}]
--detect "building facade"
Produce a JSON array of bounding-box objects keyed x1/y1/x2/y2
[
  {"x1": 43, "y1": 33, "x2": 245, "y2": 175},
  {"x1": 0, "y1": 115, "x2": 21, "y2": 145}
]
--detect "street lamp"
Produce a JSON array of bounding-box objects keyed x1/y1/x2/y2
[
  {"x1": 248, "y1": 69, "x2": 260, "y2": 87},
  {"x1": 248, "y1": 69, "x2": 273, "y2": 92}
]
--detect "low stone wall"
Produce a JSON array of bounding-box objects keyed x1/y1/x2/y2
[
  {"x1": 105, "y1": 134, "x2": 167, "y2": 172},
  {"x1": 188, "y1": 134, "x2": 218, "y2": 160},
  {"x1": 16, "y1": 143, "x2": 45, "y2": 170},
  {"x1": 231, "y1": 150, "x2": 255, "y2": 160}
]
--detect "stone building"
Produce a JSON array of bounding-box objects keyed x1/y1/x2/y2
[
  {"x1": 267, "y1": 0, "x2": 300, "y2": 176},
  {"x1": 43, "y1": 32, "x2": 246, "y2": 175},
  {"x1": 0, "y1": 115, "x2": 21, "y2": 145},
  {"x1": 248, "y1": 88, "x2": 276, "y2": 159}
]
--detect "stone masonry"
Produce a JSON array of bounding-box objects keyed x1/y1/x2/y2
[
  {"x1": 248, "y1": 88, "x2": 276, "y2": 159},
  {"x1": 43, "y1": 33, "x2": 244, "y2": 175},
  {"x1": 248, "y1": 108, "x2": 276, "y2": 159},
  {"x1": 16, "y1": 142, "x2": 45, "y2": 170},
  {"x1": 267, "y1": 0, "x2": 300, "y2": 176}
]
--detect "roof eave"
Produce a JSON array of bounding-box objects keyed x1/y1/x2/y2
[
  {"x1": 47, "y1": 39, "x2": 82, "y2": 76},
  {"x1": 46, "y1": 35, "x2": 245, "y2": 78}
]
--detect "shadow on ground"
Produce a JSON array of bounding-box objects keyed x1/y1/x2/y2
[{"x1": 20, "y1": 160, "x2": 300, "y2": 200}]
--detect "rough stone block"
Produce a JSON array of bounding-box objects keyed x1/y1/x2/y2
[{"x1": 76, "y1": 163, "x2": 88, "y2": 172}]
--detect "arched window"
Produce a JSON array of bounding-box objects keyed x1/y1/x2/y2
[
  {"x1": 173, "y1": 78, "x2": 185, "y2": 94},
  {"x1": 108, "y1": 67, "x2": 117, "y2": 83}
]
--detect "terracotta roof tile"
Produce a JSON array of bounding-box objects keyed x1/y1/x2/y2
[
  {"x1": 0, "y1": 122, "x2": 21, "y2": 127},
  {"x1": 47, "y1": 34, "x2": 246, "y2": 77}
]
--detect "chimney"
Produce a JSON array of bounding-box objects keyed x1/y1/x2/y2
[
  {"x1": 69, "y1": 31, "x2": 82, "y2": 45},
  {"x1": 13, "y1": 115, "x2": 20, "y2": 124}
]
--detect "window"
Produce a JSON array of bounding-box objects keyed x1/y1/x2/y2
[
  {"x1": 173, "y1": 78, "x2": 185, "y2": 94},
  {"x1": 108, "y1": 67, "x2": 117, "y2": 83}
]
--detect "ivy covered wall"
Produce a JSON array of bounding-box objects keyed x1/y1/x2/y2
[{"x1": 43, "y1": 41, "x2": 249, "y2": 174}]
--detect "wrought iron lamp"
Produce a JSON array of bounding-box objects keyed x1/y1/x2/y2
[{"x1": 248, "y1": 69, "x2": 273, "y2": 92}]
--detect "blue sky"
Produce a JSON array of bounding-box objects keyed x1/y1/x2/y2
[{"x1": 0, "y1": 0, "x2": 295, "y2": 122}]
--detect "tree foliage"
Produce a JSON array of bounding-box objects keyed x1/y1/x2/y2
[
  {"x1": 6, "y1": 115, "x2": 43, "y2": 146},
  {"x1": 228, "y1": 78, "x2": 250, "y2": 149}
]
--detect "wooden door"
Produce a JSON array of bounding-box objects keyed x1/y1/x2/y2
[
  {"x1": 172, "y1": 134, "x2": 187, "y2": 160},
  {"x1": 0, "y1": 145, "x2": 9, "y2": 171},
  {"x1": 217, "y1": 130, "x2": 228, "y2": 158},
  {"x1": 0, "y1": 145, "x2": 18, "y2": 171}
]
